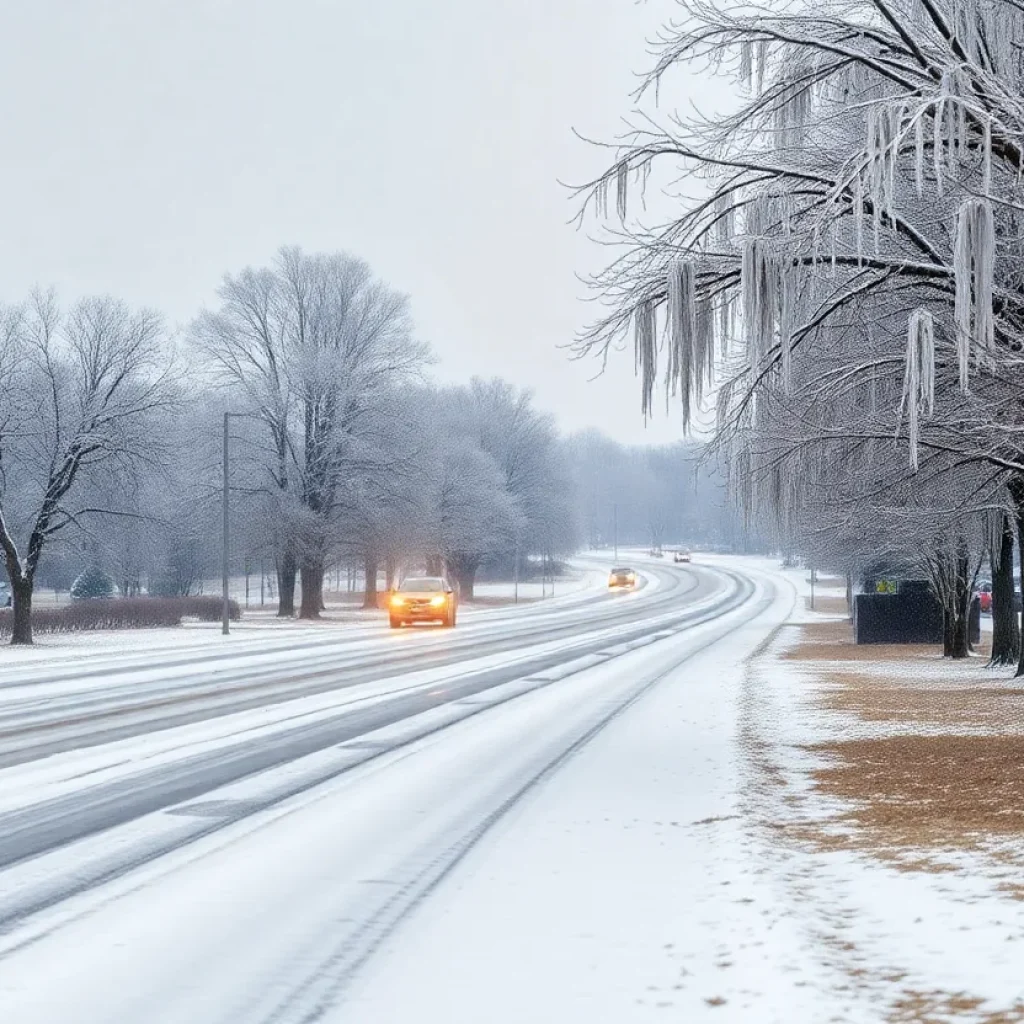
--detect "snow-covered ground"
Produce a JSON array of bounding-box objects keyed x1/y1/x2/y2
[
  {"x1": 0, "y1": 558, "x2": 783, "y2": 1023},
  {"x1": 2, "y1": 556, "x2": 1018, "y2": 1022}
]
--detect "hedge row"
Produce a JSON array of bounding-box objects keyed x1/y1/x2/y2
[{"x1": 0, "y1": 596, "x2": 241, "y2": 636}]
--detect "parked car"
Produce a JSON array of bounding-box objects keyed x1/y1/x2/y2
[{"x1": 674, "y1": 550, "x2": 692, "y2": 564}]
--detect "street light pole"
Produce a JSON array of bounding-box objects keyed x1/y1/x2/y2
[
  {"x1": 222, "y1": 412, "x2": 231, "y2": 636},
  {"x1": 613, "y1": 503, "x2": 618, "y2": 562},
  {"x1": 513, "y1": 535, "x2": 519, "y2": 605}
]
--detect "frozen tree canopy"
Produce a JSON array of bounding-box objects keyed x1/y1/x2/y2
[{"x1": 577, "y1": 0, "x2": 1024, "y2": 662}]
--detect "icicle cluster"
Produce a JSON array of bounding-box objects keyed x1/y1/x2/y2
[
  {"x1": 900, "y1": 309, "x2": 936, "y2": 472},
  {"x1": 778, "y1": 262, "x2": 798, "y2": 391},
  {"x1": 951, "y1": 0, "x2": 1024, "y2": 79},
  {"x1": 714, "y1": 193, "x2": 735, "y2": 247},
  {"x1": 741, "y1": 240, "x2": 778, "y2": 374},
  {"x1": 774, "y1": 83, "x2": 811, "y2": 153},
  {"x1": 634, "y1": 300, "x2": 657, "y2": 417},
  {"x1": 865, "y1": 104, "x2": 905, "y2": 248},
  {"x1": 616, "y1": 162, "x2": 629, "y2": 222},
  {"x1": 737, "y1": 39, "x2": 768, "y2": 94},
  {"x1": 664, "y1": 260, "x2": 715, "y2": 427},
  {"x1": 953, "y1": 198, "x2": 996, "y2": 389},
  {"x1": 666, "y1": 261, "x2": 695, "y2": 423}
]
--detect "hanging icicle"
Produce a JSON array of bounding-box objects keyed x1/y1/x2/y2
[
  {"x1": 616, "y1": 161, "x2": 629, "y2": 222},
  {"x1": 755, "y1": 39, "x2": 768, "y2": 95},
  {"x1": 933, "y1": 78, "x2": 949, "y2": 197},
  {"x1": 694, "y1": 297, "x2": 715, "y2": 392},
  {"x1": 634, "y1": 298, "x2": 658, "y2": 418},
  {"x1": 779, "y1": 262, "x2": 798, "y2": 392},
  {"x1": 665, "y1": 260, "x2": 694, "y2": 423},
  {"x1": 714, "y1": 193, "x2": 735, "y2": 247},
  {"x1": 983, "y1": 116, "x2": 992, "y2": 195},
  {"x1": 741, "y1": 239, "x2": 778, "y2": 374},
  {"x1": 900, "y1": 309, "x2": 936, "y2": 472},
  {"x1": 739, "y1": 41, "x2": 753, "y2": 90},
  {"x1": 715, "y1": 378, "x2": 734, "y2": 435},
  {"x1": 853, "y1": 170, "x2": 864, "y2": 264},
  {"x1": 954, "y1": 198, "x2": 996, "y2": 389},
  {"x1": 914, "y1": 112, "x2": 926, "y2": 196}
]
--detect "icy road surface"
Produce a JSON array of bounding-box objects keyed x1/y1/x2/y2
[{"x1": 0, "y1": 557, "x2": 811, "y2": 1022}]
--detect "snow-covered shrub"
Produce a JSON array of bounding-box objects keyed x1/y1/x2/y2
[{"x1": 70, "y1": 568, "x2": 116, "y2": 601}]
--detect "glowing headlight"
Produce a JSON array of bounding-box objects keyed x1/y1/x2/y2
[
  {"x1": 429, "y1": 595, "x2": 446, "y2": 607},
  {"x1": 390, "y1": 595, "x2": 406, "y2": 606}
]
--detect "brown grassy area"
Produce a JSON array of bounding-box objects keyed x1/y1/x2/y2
[
  {"x1": 805, "y1": 594, "x2": 849, "y2": 616},
  {"x1": 809, "y1": 734, "x2": 1024, "y2": 849},
  {"x1": 820, "y1": 671, "x2": 1024, "y2": 728},
  {"x1": 783, "y1": 620, "x2": 942, "y2": 662},
  {"x1": 785, "y1": 620, "x2": 1024, "y2": 860},
  {"x1": 756, "y1": 620, "x2": 1024, "y2": 1021},
  {"x1": 889, "y1": 991, "x2": 1024, "y2": 1024}
]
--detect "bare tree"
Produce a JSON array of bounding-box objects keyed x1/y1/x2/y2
[
  {"x1": 0, "y1": 290, "x2": 175, "y2": 644},
  {"x1": 193, "y1": 247, "x2": 427, "y2": 618}
]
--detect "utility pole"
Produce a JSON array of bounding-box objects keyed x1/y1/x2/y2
[{"x1": 222, "y1": 412, "x2": 231, "y2": 635}]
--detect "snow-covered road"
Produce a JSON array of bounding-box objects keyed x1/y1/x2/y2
[{"x1": 0, "y1": 556, "x2": 796, "y2": 1022}]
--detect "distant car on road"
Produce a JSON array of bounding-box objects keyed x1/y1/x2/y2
[
  {"x1": 674, "y1": 550, "x2": 692, "y2": 564},
  {"x1": 388, "y1": 576, "x2": 457, "y2": 628},
  {"x1": 608, "y1": 567, "x2": 637, "y2": 590}
]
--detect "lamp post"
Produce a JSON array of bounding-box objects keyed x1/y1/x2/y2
[
  {"x1": 222, "y1": 411, "x2": 256, "y2": 636},
  {"x1": 513, "y1": 535, "x2": 519, "y2": 605},
  {"x1": 222, "y1": 412, "x2": 232, "y2": 635},
  {"x1": 613, "y1": 502, "x2": 618, "y2": 562}
]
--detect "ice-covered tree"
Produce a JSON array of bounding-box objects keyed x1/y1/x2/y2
[
  {"x1": 578, "y1": 0, "x2": 1024, "y2": 660},
  {"x1": 0, "y1": 291, "x2": 176, "y2": 644}
]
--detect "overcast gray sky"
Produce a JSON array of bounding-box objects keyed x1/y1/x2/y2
[{"x1": 0, "y1": 0, "x2": 688, "y2": 444}]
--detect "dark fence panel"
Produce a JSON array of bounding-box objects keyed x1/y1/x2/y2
[{"x1": 854, "y1": 592, "x2": 980, "y2": 645}]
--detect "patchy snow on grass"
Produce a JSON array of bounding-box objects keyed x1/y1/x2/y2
[{"x1": 743, "y1": 611, "x2": 1024, "y2": 1022}]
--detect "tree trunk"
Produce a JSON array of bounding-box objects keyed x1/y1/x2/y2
[
  {"x1": 1009, "y1": 478, "x2": 1024, "y2": 678},
  {"x1": 363, "y1": 552, "x2": 379, "y2": 609},
  {"x1": 948, "y1": 605, "x2": 970, "y2": 659},
  {"x1": 385, "y1": 556, "x2": 397, "y2": 592},
  {"x1": 276, "y1": 544, "x2": 297, "y2": 618},
  {"x1": 990, "y1": 513, "x2": 1020, "y2": 667},
  {"x1": 9, "y1": 575, "x2": 34, "y2": 646},
  {"x1": 447, "y1": 554, "x2": 480, "y2": 600},
  {"x1": 943, "y1": 549, "x2": 972, "y2": 660},
  {"x1": 298, "y1": 557, "x2": 324, "y2": 620},
  {"x1": 845, "y1": 573, "x2": 853, "y2": 620}
]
